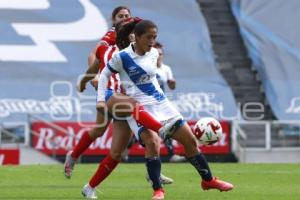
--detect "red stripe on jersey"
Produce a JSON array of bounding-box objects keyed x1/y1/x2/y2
[
  {"x1": 107, "y1": 46, "x2": 116, "y2": 63},
  {"x1": 100, "y1": 28, "x2": 116, "y2": 46},
  {"x1": 112, "y1": 74, "x2": 119, "y2": 92},
  {"x1": 107, "y1": 77, "x2": 112, "y2": 90},
  {"x1": 96, "y1": 45, "x2": 121, "y2": 92},
  {"x1": 96, "y1": 45, "x2": 109, "y2": 71}
]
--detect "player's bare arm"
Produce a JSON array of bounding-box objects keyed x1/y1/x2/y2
[
  {"x1": 167, "y1": 79, "x2": 176, "y2": 90},
  {"x1": 78, "y1": 59, "x2": 100, "y2": 92},
  {"x1": 88, "y1": 41, "x2": 108, "y2": 67}
]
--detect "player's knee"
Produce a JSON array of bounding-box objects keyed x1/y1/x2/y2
[
  {"x1": 184, "y1": 137, "x2": 199, "y2": 156},
  {"x1": 185, "y1": 132, "x2": 198, "y2": 146},
  {"x1": 110, "y1": 150, "x2": 122, "y2": 161},
  {"x1": 89, "y1": 127, "x2": 106, "y2": 139},
  {"x1": 189, "y1": 137, "x2": 198, "y2": 148},
  {"x1": 144, "y1": 137, "x2": 160, "y2": 149}
]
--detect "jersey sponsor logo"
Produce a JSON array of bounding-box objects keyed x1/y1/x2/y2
[
  {"x1": 127, "y1": 66, "x2": 140, "y2": 76},
  {"x1": 0, "y1": 0, "x2": 107, "y2": 62},
  {"x1": 137, "y1": 74, "x2": 151, "y2": 85}
]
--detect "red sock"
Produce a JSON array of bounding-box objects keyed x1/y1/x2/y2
[
  {"x1": 89, "y1": 154, "x2": 119, "y2": 188},
  {"x1": 71, "y1": 132, "x2": 93, "y2": 159},
  {"x1": 132, "y1": 105, "x2": 162, "y2": 132}
]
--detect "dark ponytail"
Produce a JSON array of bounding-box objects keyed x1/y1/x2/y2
[{"x1": 116, "y1": 17, "x2": 142, "y2": 50}]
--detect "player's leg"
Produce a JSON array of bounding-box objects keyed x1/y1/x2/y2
[
  {"x1": 73, "y1": 110, "x2": 111, "y2": 158},
  {"x1": 89, "y1": 121, "x2": 131, "y2": 185},
  {"x1": 139, "y1": 129, "x2": 165, "y2": 200},
  {"x1": 164, "y1": 138, "x2": 185, "y2": 163},
  {"x1": 124, "y1": 133, "x2": 174, "y2": 185},
  {"x1": 171, "y1": 122, "x2": 233, "y2": 192},
  {"x1": 64, "y1": 108, "x2": 112, "y2": 178},
  {"x1": 82, "y1": 120, "x2": 131, "y2": 199},
  {"x1": 125, "y1": 117, "x2": 166, "y2": 199},
  {"x1": 121, "y1": 135, "x2": 137, "y2": 161},
  {"x1": 106, "y1": 93, "x2": 180, "y2": 136},
  {"x1": 144, "y1": 137, "x2": 174, "y2": 184},
  {"x1": 82, "y1": 119, "x2": 171, "y2": 200}
]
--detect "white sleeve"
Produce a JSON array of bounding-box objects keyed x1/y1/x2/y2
[
  {"x1": 106, "y1": 53, "x2": 122, "y2": 73},
  {"x1": 164, "y1": 64, "x2": 174, "y2": 80},
  {"x1": 97, "y1": 67, "x2": 112, "y2": 102},
  {"x1": 152, "y1": 48, "x2": 159, "y2": 60},
  {"x1": 97, "y1": 53, "x2": 122, "y2": 102}
]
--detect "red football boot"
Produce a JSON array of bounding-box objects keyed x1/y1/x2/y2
[
  {"x1": 201, "y1": 177, "x2": 234, "y2": 192},
  {"x1": 152, "y1": 188, "x2": 165, "y2": 200}
]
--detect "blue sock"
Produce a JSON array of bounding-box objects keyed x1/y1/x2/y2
[
  {"x1": 145, "y1": 157, "x2": 162, "y2": 190},
  {"x1": 187, "y1": 153, "x2": 213, "y2": 181}
]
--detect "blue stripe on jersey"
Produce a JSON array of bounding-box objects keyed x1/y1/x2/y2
[
  {"x1": 119, "y1": 52, "x2": 165, "y2": 101},
  {"x1": 107, "y1": 63, "x2": 118, "y2": 73}
]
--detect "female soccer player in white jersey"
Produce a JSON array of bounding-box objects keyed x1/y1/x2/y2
[
  {"x1": 95, "y1": 19, "x2": 234, "y2": 199},
  {"x1": 81, "y1": 18, "x2": 178, "y2": 200},
  {"x1": 66, "y1": 7, "x2": 174, "y2": 181}
]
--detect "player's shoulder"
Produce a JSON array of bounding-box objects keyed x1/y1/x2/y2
[
  {"x1": 150, "y1": 47, "x2": 159, "y2": 56},
  {"x1": 96, "y1": 44, "x2": 109, "y2": 59},
  {"x1": 109, "y1": 48, "x2": 124, "y2": 64},
  {"x1": 161, "y1": 63, "x2": 171, "y2": 70},
  {"x1": 104, "y1": 27, "x2": 115, "y2": 36},
  {"x1": 100, "y1": 28, "x2": 116, "y2": 45},
  {"x1": 117, "y1": 44, "x2": 134, "y2": 57},
  {"x1": 96, "y1": 44, "x2": 117, "y2": 59}
]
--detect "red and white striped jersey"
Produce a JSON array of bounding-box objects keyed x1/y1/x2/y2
[
  {"x1": 96, "y1": 44, "x2": 122, "y2": 93},
  {"x1": 100, "y1": 28, "x2": 116, "y2": 46}
]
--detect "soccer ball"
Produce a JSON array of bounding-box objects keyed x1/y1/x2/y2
[{"x1": 193, "y1": 117, "x2": 223, "y2": 145}]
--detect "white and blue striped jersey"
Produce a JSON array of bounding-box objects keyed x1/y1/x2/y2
[
  {"x1": 97, "y1": 44, "x2": 166, "y2": 105},
  {"x1": 97, "y1": 43, "x2": 183, "y2": 137}
]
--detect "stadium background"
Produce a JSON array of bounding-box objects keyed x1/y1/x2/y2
[{"x1": 0, "y1": 0, "x2": 300, "y2": 165}]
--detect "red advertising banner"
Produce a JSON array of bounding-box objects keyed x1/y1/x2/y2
[
  {"x1": 31, "y1": 120, "x2": 230, "y2": 156},
  {"x1": 0, "y1": 149, "x2": 20, "y2": 165}
]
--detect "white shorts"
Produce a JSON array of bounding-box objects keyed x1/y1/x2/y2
[{"x1": 126, "y1": 99, "x2": 183, "y2": 141}]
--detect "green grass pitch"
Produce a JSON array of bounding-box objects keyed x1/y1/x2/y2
[{"x1": 0, "y1": 163, "x2": 300, "y2": 200}]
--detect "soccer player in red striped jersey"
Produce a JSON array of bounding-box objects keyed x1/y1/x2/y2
[
  {"x1": 64, "y1": 7, "x2": 131, "y2": 180},
  {"x1": 87, "y1": 6, "x2": 130, "y2": 68},
  {"x1": 79, "y1": 6, "x2": 131, "y2": 92}
]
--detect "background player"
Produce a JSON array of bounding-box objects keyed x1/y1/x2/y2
[{"x1": 154, "y1": 41, "x2": 186, "y2": 163}]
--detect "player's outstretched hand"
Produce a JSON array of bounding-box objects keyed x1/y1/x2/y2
[
  {"x1": 77, "y1": 82, "x2": 86, "y2": 93},
  {"x1": 90, "y1": 78, "x2": 98, "y2": 91},
  {"x1": 96, "y1": 101, "x2": 107, "y2": 113}
]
